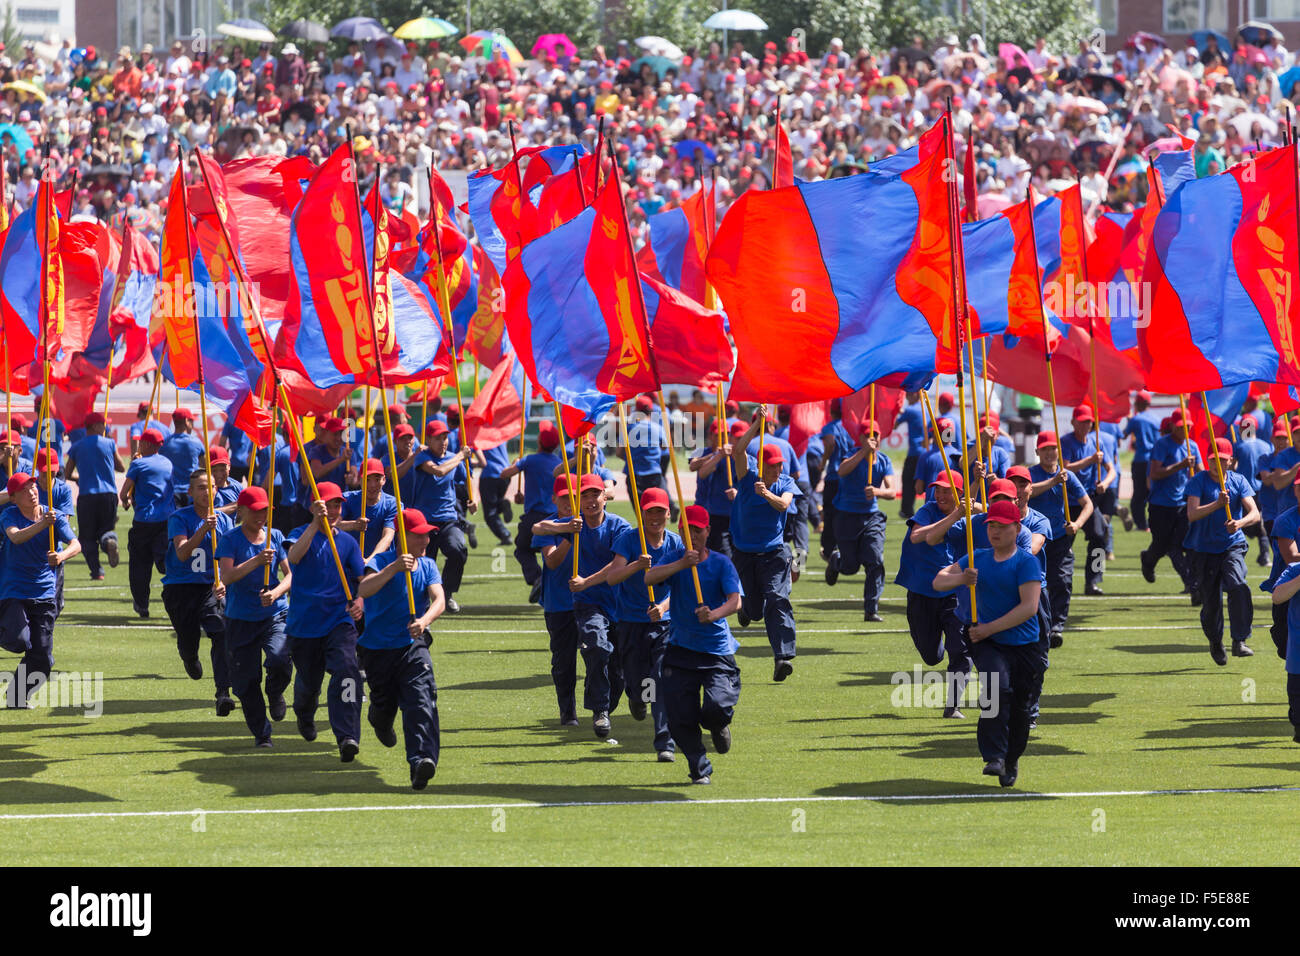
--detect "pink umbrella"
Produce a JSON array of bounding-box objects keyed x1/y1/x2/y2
[
  {"x1": 1241, "y1": 44, "x2": 1270, "y2": 67},
  {"x1": 532, "y1": 33, "x2": 577, "y2": 59},
  {"x1": 1158, "y1": 65, "x2": 1195, "y2": 91},
  {"x1": 977, "y1": 192, "x2": 1012, "y2": 217},
  {"x1": 999, "y1": 43, "x2": 1033, "y2": 72}
]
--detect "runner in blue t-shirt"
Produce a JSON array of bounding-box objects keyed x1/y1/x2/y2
[
  {"x1": 120, "y1": 428, "x2": 175, "y2": 618},
  {"x1": 1233, "y1": 416, "x2": 1274, "y2": 567},
  {"x1": 1265, "y1": 477, "x2": 1300, "y2": 659},
  {"x1": 533, "y1": 475, "x2": 581, "y2": 726},
  {"x1": 207, "y1": 445, "x2": 244, "y2": 513},
  {"x1": 64, "y1": 411, "x2": 125, "y2": 580},
  {"x1": 407, "y1": 420, "x2": 475, "y2": 612},
  {"x1": 1027, "y1": 430, "x2": 1093, "y2": 647},
  {"x1": 1141, "y1": 409, "x2": 1203, "y2": 597},
  {"x1": 339, "y1": 458, "x2": 399, "y2": 561},
  {"x1": 1268, "y1": 561, "x2": 1300, "y2": 743},
  {"x1": 827, "y1": 422, "x2": 896, "y2": 622},
  {"x1": 689, "y1": 418, "x2": 736, "y2": 557},
  {"x1": 1122, "y1": 391, "x2": 1160, "y2": 531},
  {"x1": 501, "y1": 421, "x2": 563, "y2": 599}
]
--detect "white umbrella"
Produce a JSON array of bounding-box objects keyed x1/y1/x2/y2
[
  {"x1": 217, "y1": 19, "x2": 277, "y2": 44},
  {"x1": 635, "y1": 36, "x2": 684, "y2": 60},
  {"x1": 1228, "y1": 111, "x2": 1279, "y2": 138},
  {"x1": 703, "y1": 9, "x2": 768, "y2": 30}
]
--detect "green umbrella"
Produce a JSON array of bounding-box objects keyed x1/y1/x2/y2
[
  {"x1": 632, "y1": 55, "x2": 676, "y2": 78},
  {"x1": 394, "y1": 17, "x2": 459, "y2": 40}
]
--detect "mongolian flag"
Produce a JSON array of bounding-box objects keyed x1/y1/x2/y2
[
  {"x1": 635, "y1": 185, "x2": 712, "y2": 306},
  {"x1": 641, "y1": 272, "x2": 733, "y2": 389},
  {"x1": 772, "y1": 120, "x2": 794, "y2": 189},
  {"x1": 1138, "y1": 142, "x2": 1300, "y2": 392},
  {"x1": 107, "y1": 220, "x2": 161, "y2": 382},
  {"x1": 1086, "y1": 210, "x2": 1134, "y2": 347},
  {"x1": 56, "y1": 219, "x2": 116, "y2": 362},
  {"x1": 466, "y1": 144, "x2": 559, "y2": 275},
  {"x1": 705, "y1": 154, "x2": 940, "y2": 402},
  {"x1": 464, "y1": 350, "x2": 530, "y2": 448},
  {"x1": 503, "y1": 176, "x2": 656, "y2": 428},
  {"x1": 536, "y1": 152, "x2": 601, "y2": 230},
  {"x1": 843, "y1": 381, "x2": 906, "y2": 442},
  {"x1": 0, "y1": 178, "x2": 63, "y2": 389},
  {"x1": 1187, "y1": 383, "x2": 1252, "y2": 462},
  {"x1": 465, "y1": 245, "x2": 508, "y2": 369}
]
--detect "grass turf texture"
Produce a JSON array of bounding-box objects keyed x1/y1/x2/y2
[{"x1": 1, "y1": 487, "x2": 1296, "y2": 865}]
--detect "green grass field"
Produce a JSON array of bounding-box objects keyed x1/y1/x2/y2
[{"x1": 2, "y1": 489, "x2": 1297, "y2": 866}]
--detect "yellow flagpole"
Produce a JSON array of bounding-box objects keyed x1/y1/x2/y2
[
  {"x1": 718, "y1": 389, "x2": 732, "y2": 487},
  {"x1": 1199, "y1": 390, "x2": 1234, "y2": 521},
  {"x1": 922, "y1": 390, "x2": 974, "y2": 618},
  {"x1": 619, "y1": 402, "x2": 654, "y2": 602},
  {"x1": 264, "y1": 400, "x2": 277, "y2": 588},
  {"x1": 429, "y1": 197, "x2": 474, "y2": 507},
  {"x1": 553, "y1": 402, "x2": 580, "y2": 578},
  {"x1": 658, "y1": 390, "x2": 703, "y2": 601}
]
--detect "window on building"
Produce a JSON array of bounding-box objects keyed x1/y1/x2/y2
[
  {"x1": 1165, "y1": 0, "x2": 1228, "y2": 31},
  {"x1": 1255, "y1": 0, "x2": 1300, "y2": 20},
  {"x1": 16, "y1": 8, "x2": 61, "y2": 22},
  {"x1": 1096, "y1": 0, "x2": 1118, "y2": 33}
]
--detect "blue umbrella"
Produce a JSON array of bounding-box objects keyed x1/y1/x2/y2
[
  {"x1": 1191, "y1": 29, "x2": 1230, "y2": 54},
  {"x1": 1238, "y1": 19, "x2": 1282, "y2": 46},
  {"x1": 0, "y1": 122, "x2": 35, "y2": 164},
  {"x1": 330, "y1": 17, "x2": 391, "y2": 42},
  {"x1": 673, "y1": 139, "x2": 716, "y2": 165},
  {"x1": 1278, "y1": 65, "x2": 1300, "y2": 96},
  {"x1": 632, "y1": 55, "x2": 676, "y2": 78}
]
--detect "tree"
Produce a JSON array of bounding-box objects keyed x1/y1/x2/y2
[
  {"x1": 608, "y1": 0, "x2": 718, "y2": 55},
  {"x1": 741, "y1": 0, "x2": 879, "y2": 58},
  {"x1": 1, "y1": 4, "x2": 21, "y2": 55},
  {"x1": 953, "y1": 0, "x2": 1099, "y2": 55}
]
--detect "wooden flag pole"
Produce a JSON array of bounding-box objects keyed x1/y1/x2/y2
[
  {"x1": 552, "y1": 402, "x2": 580, "y2": 579},
  {"x1": 1200, "y1": 390, "x2": 1235, "y2": 522},
  {"x1": 37, "y1": 159, "x2": 56, "y2": 552},
  {"x1": 921, "y1": 389, "x2": 974, "y2": 617},
  {"x1": 264, "y1": 399, "x2": 277, "y2": 589},
  {"x1": 867, "y1": 383, "x2": 877, "y2": 483},
  {"x1": 717, "y1": 390, "x2": 732, "y2": 487},
  {"x1": 619, "y1": 402, "x2": 654, "y2": 603},
  {"x1": 1178, "y1": 393, "x2": 1195, "y2": 469}
]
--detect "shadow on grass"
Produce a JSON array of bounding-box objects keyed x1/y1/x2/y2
[
  {"x1": 1039, "y1": 692, "x2": 1116, "y2": 709},
  {"x1": 812, "y1": 777, "x2": 1055, "y2": 804},
  {"x1": 734, "y1": 644, "x2": 845, "y2": 659},
  {"x1": 173, "y1": 753, "x2": 397, "y2": 797},
  {"x1": 422, "y1": 782, "x2": 692, "y2": 803},
  {"x1": 1077, "y1": 668, "x2": 1201, "y2": 678},
  {"x1": 0, "y1": 780, "x2": 119, "y2": 804},
  {"x1": 838, "y1": 671, "x2": 907, "y2": 688},
  {"x1": 1141, "y1": 717, "x2": 1294, "y2": 740},
  {"x1": 441, "y1": 674, "x2": 553, "y2": 692},
  {"x1": 1112, "y1": 643, "x2": 1208, "y2": 655}
]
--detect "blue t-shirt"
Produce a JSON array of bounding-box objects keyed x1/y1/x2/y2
[
  {"x1": 658, "y1": 535, "x2": 741, "y2": 656},
  {"x1": 1259, "y1": 446, "x2": 1300, "y2": 521},
  {"x1": 894, "y1": 500, "x2": 955, "y2": 598},
  {"x1": 915, "y1": 444, "x2": 962, "y2": 499},
  {"x1": 775, "y1": 425, "x2": 810, "y2": 480},
  {"x1": 342, "y1": 490, "x2": 398, "y2": 556},
  {"x1": 286, "y1": 522, "x2": 365, "y2": 638},
  {"x1": 0, "y1": 456, "x2": 33, "y2": 484},
  {"x1": 130, "y1": 418, "x2": 172, "y2": 442},
  {"x1": 1098, "y1": 429, "x2": 1119, "y2": 491},
  {"x1": 126, "y1": 453, "x2": 176, "y2": 523},
  {"x1": 0, "y1": 505, "x2": 76, "y2": 600},
  {"x1": 1027, "y1": 465, "x2": 1088, "y2": 538},
  {"x1": 1123, "y1": 411, "x2": 1162, "y2": 462},
  {"x1": 625, "y1": 418, "x2": 666, "y2": 475},
  {"x1": 66, "y1": 434, "x2": 118, "y2": 495},
  {"x1": 1271, "y1": 562, "x2": 1300, "y2": 674},
  {"x1": 612, "y1": 526, "x2": 674, "y2": 623},
  {"x1": 1021, "y1": 507, "x2": 1052, "y2": 575},
  {"x1": 411, "y1": 450, "x2": 460, "y2": 524},
  {"x1": 253, "y1": 437, "x2": 299, "y2": 507},
  {"x1": 160, "y1": 432, "x2": 206, "y2": 485},
  {"x1": 361, "y1": 549, "x2": 442, "y2": 649},
  {"x1": 27, "y1": 417, "x2": 66, "y2": 451},
  {"x1": 37, "y1": 477, "x2": 74, "y2": 516},
  {"x1": 1059, "y1": 430, "x2": 1101, "y2": 493},
  {"x1": 519, "y1": 451, "x2": 562, "y2": 513},
  {"x1": 834, "y1": 452, "x2": 893, "y2": 514},
  {"x1": 304, "y1": 440, "x2": 349, "y2": 491},
  {"x1": 1183, "y1": 469, "x2": 1254, "y2": 554},
  {"x1": 216, "y1": 526, "x2": 288, "y2": 621},
  {"x1": 221, "y1": 421, "x2": 253, "y2": 468},
  {"x1": 480, "y1": 443, "x2": 509, "y2": 479},
  {"x1": 947, "y1": 514, "x2": 1035, "y2": 561},
  {"x1": 819, "y1": 421, "x2": 853, "y2": 480},
  {"x1": 213, "y1": 477, "x2": 244, "y2": 509},
  {"x1": 1264, "y1": 505, "x2": 1300, "y2": 592},
  {"x1": 573, "y1": 511, "x2": 633, "y2": 618},
  {"x1": 164, "y1": 507, "x2": 234, "y2": 585},
  {"x1": 531, "y1": 514, "x2": 576, "y2": 614},
  {"x1": 1148, "y1": 435, "x2": 1203, "y2": 508},
  {"x1": 692, "y1": 449, "x2": 732, "y2": 516},
  {"x1": 898, "y1": 403, "x2": 926, "y2": 456},
  {"x1": 970, "y1": 443, "x2": 1011, "y2": 494},
  {"x1": 730, "y1": 470, "x2": 800, "y2": 553},
  {"x1": 955, "y1": 547, "x2": 1042, "y2": 645},
  {"x1": 1234, "y1": 436, "x2": 1272, "y2": 495}
]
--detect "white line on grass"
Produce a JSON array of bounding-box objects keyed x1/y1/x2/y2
[{"x1": 0, "y1": 783, "x2": 1297, "y2": 822}]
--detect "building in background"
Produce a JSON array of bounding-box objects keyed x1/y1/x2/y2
[
  {"x1": 3, "y1": 0, "x2": 76, "y2": 43},
  {"x1": 73, "y1": 0, "x2": 266, "y2": 64}
]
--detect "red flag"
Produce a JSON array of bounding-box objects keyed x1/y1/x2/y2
[
  {"x1": 984, "y1": 322, "x2": 1141, "y2": 421},
  {"x1": 465, "y1": 245, "x2": 507, "y2": 368},
  {"x1": 962, "y1": 136, "x2": 977, "y2": 223},
  {"x1": 999, "y1": 197, "x2": 1055, "y2": 339},
  {"x1": 641, "y1": 272, "x2": 733, "y2": 389},
  {"x1": 787, "y1": 402, "x2": 830, "y2": 457},
  {"x1": 152, "y1": 171, "x2": 203, "y2": 387},
  {"x1": 773, "y1": 120, "x2": 794, "y2": 189},
  {"x1": 464, "y1": 352, "x2": 528, "y2": 448},
  {"x1": 843, "y1": 382, "x2": 904, "y2": 442}
]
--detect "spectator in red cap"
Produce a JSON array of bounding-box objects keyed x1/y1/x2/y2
[
  {"x1": 1122, "y1": 390, "x2": 1162, "y2": 532},
  {"x1": 1184, "y1": 438, "x2": 1259, "y2": 665},
  {"x1": 1059, "y1": 404, "x2": 1114, "y2": 597},
  {"x1": 216, "y1": 485, "x2": 294, "y2": 749},
  {"x1": 286, "y1": 481, "x2": 366, "y2": 760},
  {"x1": 533, "y1": 471, "x2": 635, "y2": 739},
  {"x1": 162, "y1": 469, "x2": 236, "y2": 714},
  {"x1": 531, "y1": 475, "x2": 582, "y2": 726},
  {"x1": 644, "y1": 503, "x2": 743, "y2": 784},
  {"x1": 65, "y1": 411, "x2": 126, "y2": 581},
  {"x1": 405, "y1": 418, "x2": 476, "y2": 613},
  {"x1": 0, "y1": 470, "x2": 81, "y2": 703},
  {"x1": 501, "y1": 423, "x2": 564, "y2": 603},
  {"x1": 1140, "y1": 410, "x2": 1203, "y2": 602},
  {"x1": 357, "y1": 506, "x2": 447, "y2": 789},
  {"x1": 826, "y1": 420, "x2": 896, "y2": 623},
  {"x1": 1028, "y1": 430, "x2": 1094, "y2": 648},
  {"x1": 160, "y1": 408, "x2": 206, "y2": 499},
  {"x1": 340, "y1": 459, "x2": 399, "y2": 562},
  {"x1": 730, "y1": 412, "x2": 800, "y2": 681},
  {"x1": 933, "y1": 498, "x2": 1044, "y2": 788},
  {"x1": 120, "y1": 427, "x2": 177, "y2": 618}
]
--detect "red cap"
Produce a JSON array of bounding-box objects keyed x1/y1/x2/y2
[
  {"x1": 728, "y1": 421, "x2": 747, "y2": 438},
  {"x1": 938, "y1": 391, "x2": 955, "y2": 406},
  {"x1": 761, "y1": 444, "x2": 785, "y2": 465},
  {"x1": 1169, "y1": 410, "x2": 1187, "y2": 426},
  {"x1": 208, "y1": 445, "x2": 230, "y2": 465},
  {"x1": 988, "y1": 477, "x2": 1017, "y2": 500},
  {"x1": 1036, "y1": 430, "x2": 1058, "y2": 448},
  {"x1": 635, "y1": 394, "x2": 653, "y2": 412},
  {"x1": 538, "y1": 427, "x2": 559, "y2": 450},
  {"x1": 929, "y1": 471, "x2": 963, "y2": 491},
  {"x1": 1006, "y1": 464, "x2": 1032, "y2": 482},
  {"x1": 137, "y1": 401, "x2": 151, "y2": 413},
  {"x1": 237, "y1": 486, "x2": 269, "y2": 511},
  {"x1": 315, "y1": 481, "x2": 344, "y2": 502},
  {"x1": 319, "y1": 416, "x2": 346, "y2": 432},
  {"x1": 861, "y1": 419, "x2": 881, "y2": 437},
  {"x1": 402, "y1": 507, "x2": 436, "y2": 534},
  {"x1": 2, "y1": 431, "x2": 21, "y2": 446},
  {"x1": 84, "y1": 411, "x2": 106, "y2": 426},
  {"x1": 426, "y1": 420, "x2": 449, "y2": 437},
  {"x1": 1136, "y1": 390, "x2": 1153, "y2": 402},
  {"x1": 935, "y1": 417, "x2": 954, "y2": 435},
  {"x1": 1291, "y1": 416, "x2": 1300, "y2": 433},
  {"x1": 364, "y1": 458, "x2": 385, "y2": 476},
  {"x1": 579, "y1": 473, "x2": 605, "y2": 494},
  {"x1": 985, "y1": 499, "x2": 1022, "y2": 525},
  {"x1": 386, "y1": 403, "x2": 405, "y2": 416},
  {"x1": 6, "y1": 472, "x2": 37, "y2": 496},
  {"x1": 553, "y1": 474, "x2": 577, "y2": 498},
  {"x1": 393, "y1": 423, "x2": 415, "y2": 439},
  {"x1": 1274, "y1": 419, "x2": 1291, "y2": 437},
  {"x1": 683, "y1": 504, "x2": 710, "y2": 528},
  {"x1": 1210, "y1": 437, "x2": 1234, "y2": 459},
  {"x1": 640, "y1": 487, "x2": 670, "y2": 511},
  {"x1": 172, "y1": 406, "x2": 195, "y2": 421},
  {"x1": 1072, "y1": 404, "x2": 1094, "y2": 422},
  {"x1": 141, "y1": 428, "x2": 165, "y2": 445},
  {"x1": 725, "y1": 400, "x2": 739, "y2": 415}
]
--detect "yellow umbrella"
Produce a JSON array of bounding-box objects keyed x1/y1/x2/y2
[
  {"x1": 394, "y1": 17, "x2": 459, "y2": 40},
  {"x1": 869, "y1": 75, "x2": 907, "y2": 97},
  {"x1": 2, "y1": 81, "x2": 47, "y2": 102}
]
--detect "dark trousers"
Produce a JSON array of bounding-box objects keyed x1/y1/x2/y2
[
  {"x1": 733, "y1": 547, "x2": 797, "y2": 661},
  {"x1": 0, "y1": 598, "x2": 57, "y2": 690},
  {"x1": 162, "y1": 582, "x2": 229, "y2": 697},
  {"x1": 970, "y1": 638, "x2": 1046, "y2": 766},
  {"x1": 784, "y1": 480, "x2": 813, "y2": 563},
  {"x1": 1083, "y1": 493, "x2": 1109, "y2": 588},
  {"x1": 224, "y1": 612, "x2": 292, "y2": 742},
  {"x1": 705, "y1": 513, "x2": 733, "y2": 559},
  {"x1": 127, "y1": 521, "x2": 168, "y2": 611},
  {"x1": 617, "y1": 620, "x2": 674, "y2": 752},
  {"x1": 291, "y1": 621, "x2": 362, "y2": 744},
  {"x1": 806, "y1": 459, "x2": 824, "y2": 527},
  {"x1": 359, "y1": 639, "x2": 440, "y2": 766},
  {"x1": 1289, "y1": 672, "x2": 1300, "y2": 732},
  {"x1": 1044, "y1": 534, "x2": 1075, "y2": 637},
  {"x1": 514, "y1": 508, "x2": 546, "y2": 586},
  {"x1": 1144, "y1": 503, "x2": 1193, "y2": 589},
  {"x1": 545, "y1": 610, "x2": 579, "y2": 720},
  {"x1": 1243, "y1": 520, "x2": 1269, "y2": 563},
  {"x1": 1130, "y1": 460, "x2": 1150, "y2": 530},
  {"x1": 820, "y1": 478, "x2": 839, "y2": 557},
  {"x1": 900, "y1": 454, "x2": 920, "y2": 518},
  {"x1": 906, "y1": 591, "x2": 971, "y2": 705},
  {"x1": 576, "y1": 605, "x2": 624, "y2": 715},
  {"x1": 635, "y1": 472, "x2": 678, "y2": 520},
  {"x1": 1028, "y1": 589, "x2": 1053, "y2": 721},
  {"x1": 478, "y1": 474, "x2": 513, "y2": 544},
  {"x1": 832, "y1": 510, "x2": 886, "y2": 614},
  {"x1": 1272, "y1": 598, "x2": 1290, "y2": 660},
  {"x1": 661, "y1": 643, "x2": 740, "y2": 781},
  {"x1": 76, "y1": 492, "x2": 118, "y2": 576},
  {"x1": 425, "y1": 523, "x2": 467, "y2": 597},
  {"x1": 1188, "y1": 543, "x2": 1253, "y2": 645}
]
